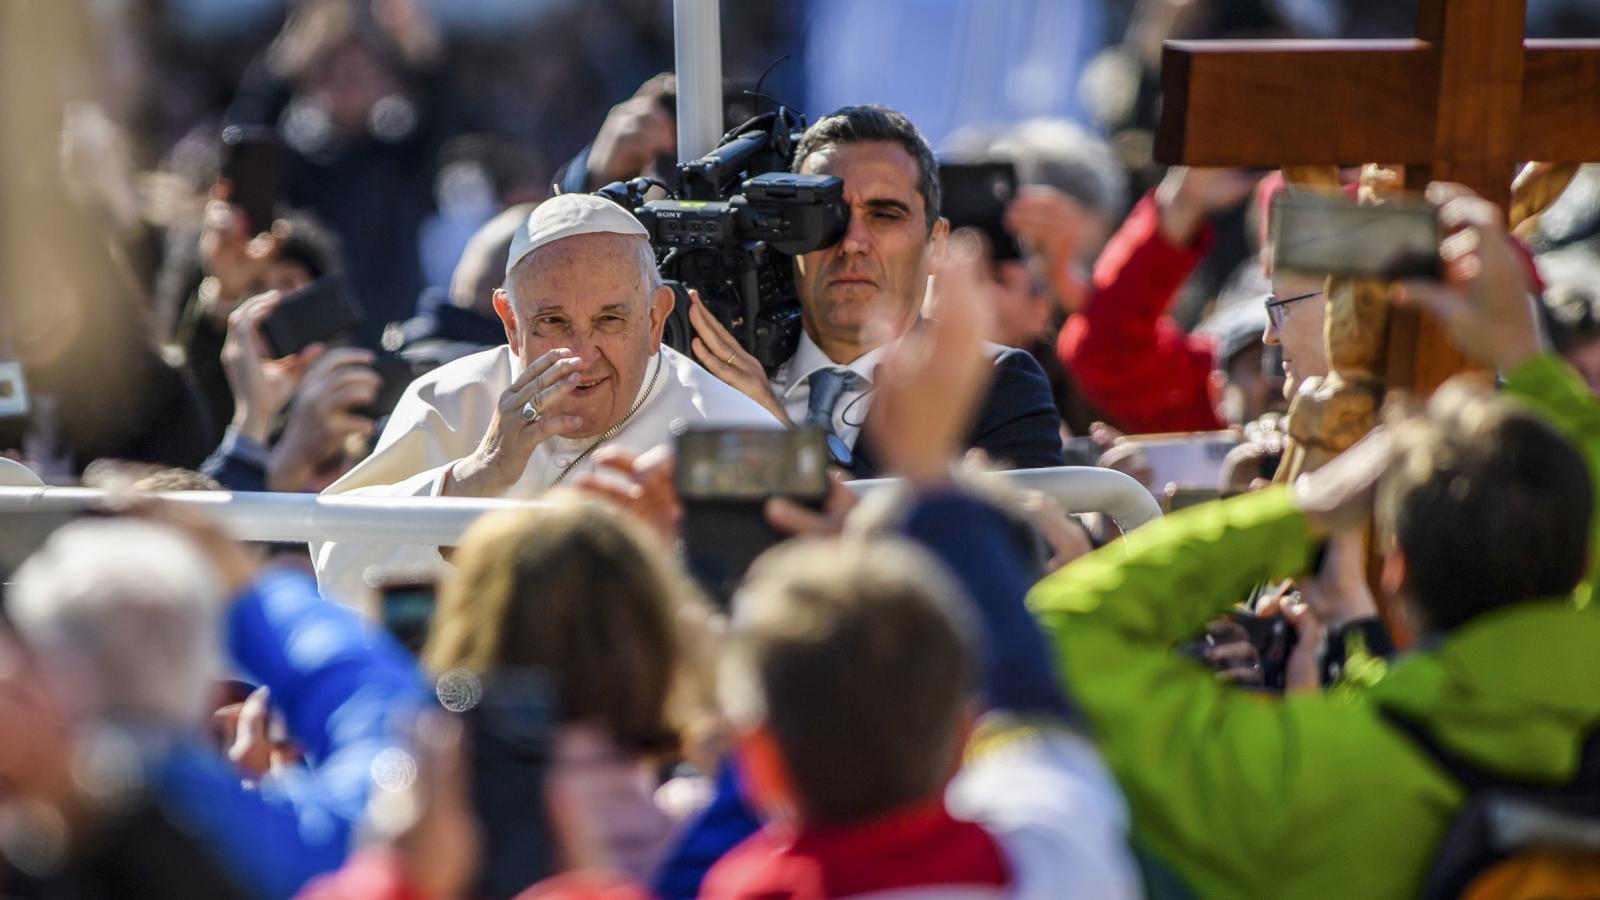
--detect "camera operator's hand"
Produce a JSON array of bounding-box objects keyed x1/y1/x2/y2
[
  {"x1": 443, "y1": 349, "x2": 586, "y2": 498},
  {"x1": 871, "y1": 229, "x2": 995, "y2": 484},
  {"x1": 266, "y1": 349, "x2": 380, "y2": 492},
  {"x1": 1005, "y1": 185, "x2": 1093, "y2": 313},
  {"x1": 200, "y1": 180, "x2": 288, "y2": 321},
  {"x1": 1391, "y1": 182, "x2": 1544, "y2": 373},
  {"x1": 586, "y1": 74, "x2": 676, "y2": 189},
  {"x1": 222, "y1": 291, "x2": 325, "y2": 445},
  {"x1": 573, "y1": 445, "x2": 682, "y2": 546},
  {"x1": 688, "y1": 290, "x2": 794, "y2": 425},
  {"x1": 1154, "y1": 167, "x2": 1261, "y2": 247}
]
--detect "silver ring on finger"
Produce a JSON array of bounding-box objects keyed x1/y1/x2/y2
[{"x1": 520, "y1": 400, "x2": 542, "y2": 423}]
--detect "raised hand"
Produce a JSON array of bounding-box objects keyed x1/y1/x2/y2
[
  {"x1": 1005, "y1": 185, "x2": 1093, "y2": 312},
  {"x1": 266, "y1": 348, "x2": 380, "y2": 492},
  {"x1": 1391, "y1": 182, "x2": 1543, "y2": 373},
  {"x1": 868, "y1": 228, "x2": 996, "y2": 483},
  {"x1": 443, "y1": 348, "x2": 586, "y2": 497},
  {"x1": 1154, "y1": 167, "x2": 1262, "y2": 246},
  {"x1": 221, "y1": 291, "x2": 325, "y2": 444},
  {"x1": 688, "y1": 289, "x2": 793, "y2": 424},
  {"x1": 572, "y1": 445, "x2": 682, "y2": 546}
]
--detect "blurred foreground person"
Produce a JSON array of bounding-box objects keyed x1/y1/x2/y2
[
  {"x1": 1033, "y1": 184, "x2": 1600, "y2": 898},
  {"x1": 421, "y1": 494, "x2": 713, "y2": 896},
  {"x1": 1, "y1": 511, "x2": 423, "y2": 898},
  {"x1": 312, "y1": 194, "x2": 777, "y2": 603},
  {"x1": 702, "y1": 535, "x2": 1139, "y2": 899}
]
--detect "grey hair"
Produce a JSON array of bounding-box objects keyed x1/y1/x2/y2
[
  {"x1": 991, "y1": 117, "x2": 1126, "y2": 221},
  {"x1": 8, "y1": 519, "x2": 223, "y2": 726}
]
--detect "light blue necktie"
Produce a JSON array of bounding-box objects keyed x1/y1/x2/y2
[{"x1": 804, "y1": 368, "x2": 861, "y2": 466}]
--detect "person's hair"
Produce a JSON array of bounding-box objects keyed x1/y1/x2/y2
[
  {"x1": 274, "y1": 209, "x2": 343, "y2": 282},
  {"x1": 1377, "y1": 382, "x2": 1593, "y2": 632},
  {"x1": 424, "y1": 493, "x2": 695, "y2": 754},
  {"x1": 992, "y1": 117, "x2": 1127, "y2": 221},
  {"x1": 722, "y1": 537, "x2": 976, "y2": 824},
  {"x1": 9, "y1": 519, "x2": 222, "y2": 724},
  {"x1": 793, "y1": 104, "x2": 941, "y2": 232}
]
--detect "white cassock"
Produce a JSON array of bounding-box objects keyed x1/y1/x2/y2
[{"x1": 312, "y1": 343, "x2": 779, "y2": 603}]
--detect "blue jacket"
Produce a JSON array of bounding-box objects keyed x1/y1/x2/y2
[{"x1": 151, "y1": 567, "x2": 426, "y2": 899}]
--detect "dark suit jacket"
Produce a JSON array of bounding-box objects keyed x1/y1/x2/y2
[{"x1": 850, "y1": 346, "x2": 1065, "y2": 478}]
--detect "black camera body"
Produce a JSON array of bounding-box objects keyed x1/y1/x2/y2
[{"x1": 598, "y1": 109, "x2": 849, "y2": 372}]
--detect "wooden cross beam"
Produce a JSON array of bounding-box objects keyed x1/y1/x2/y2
[{"x1": 1156, "y1": 0, "x2": 1600, "y2": 395}]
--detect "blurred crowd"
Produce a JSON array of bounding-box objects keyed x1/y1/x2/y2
[{"x1": 4, "y1": 0, "x2": 1600, "y2": 898}]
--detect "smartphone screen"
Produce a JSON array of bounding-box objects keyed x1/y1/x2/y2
[
  {"x1": 937, "y1": 161, "x2": 1021, "y2": 261},
  {"x1": 220, "y1": 124, "x2": 281, "y2": 236},
  {"x1": 1270, "y1": 192, "x2": 1440, "y2": 280},
  {"x1": 1139, "y1": 432, "x2": 1240, "y2": 491},
  {"x1": 379, "y1": 579, "x2": 437, "y2": 656},
  {"x1": 676, "y1": 427, "x2": 829, "y2": 608},
  {"x1": 675, "y1": 427, "x2": 830, "y2": 503},
  {"x1": 261, "y1": 274, "x2": 363, "y2": 358}
]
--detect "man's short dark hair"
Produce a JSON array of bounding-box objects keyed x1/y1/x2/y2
[
  {"x1": 793, "y1": 105, "x2": 941, "y2": 232},
  {"x1": 1378, "y1": 383, "x2": 1593, "y2": 632},
  {"x1": 725, "y1": 538, "x2": 975, "y2": 824}
]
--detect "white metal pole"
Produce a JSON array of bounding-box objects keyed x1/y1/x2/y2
[{"x1": 673, "y1": 0, "x2": 723, "y2": 162}]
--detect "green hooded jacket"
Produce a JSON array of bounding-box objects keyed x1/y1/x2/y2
[{"x1": 1030, "y1": 353, "x2": 1600, "y2": 900}]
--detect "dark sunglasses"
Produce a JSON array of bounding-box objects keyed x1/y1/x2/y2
[{"x1": 1264, "y1": 290, "x2": 1323, "y2": 329}]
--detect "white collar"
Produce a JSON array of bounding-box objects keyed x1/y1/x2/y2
[{"x1": 780, "y1": 332, "x2": 896, "y2": 398}]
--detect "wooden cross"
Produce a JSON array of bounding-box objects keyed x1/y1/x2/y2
[{"x1": 1156, "y1": 0, "x2": 1600, "y2": 398}]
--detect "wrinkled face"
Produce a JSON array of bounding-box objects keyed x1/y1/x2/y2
[
  {"x1": 793, "y1": 141, "x2": 942, "y2": 361},
  {"x1": 1262, "y1": 270, "x2": 1330, "y2": 399},
  {"x1": 497, "y1": 233, "x2": 670, "y2": 439}
]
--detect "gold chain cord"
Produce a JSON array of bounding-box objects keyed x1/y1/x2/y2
[{"x1": 548, "y1": 352, "x2": 665, "y2": 487}]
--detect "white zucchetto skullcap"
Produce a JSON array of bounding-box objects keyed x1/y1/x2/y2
[{"x1": 505, "y1": 193, "x2": 648, "y2": 277}]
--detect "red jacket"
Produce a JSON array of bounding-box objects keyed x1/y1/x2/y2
[
  {"x1": 1057, "y1": 194, "x2": 1225, "y2": 434},
  {"x1": 700, "y1": 797, "x2": 1009, "y2": 899}
]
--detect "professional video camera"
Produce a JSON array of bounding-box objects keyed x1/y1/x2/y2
[{"x1": 596, "y1": 104, "x2": 848, "y2": 372}]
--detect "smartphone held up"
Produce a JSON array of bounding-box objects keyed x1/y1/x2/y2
[{"x1": 1270, "y1": 191, "x2": 1441, "y2": 281}]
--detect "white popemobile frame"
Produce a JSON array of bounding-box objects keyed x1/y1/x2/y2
[{"x1": 0, "y1": 466, "x2": 1160, "y2": 547}]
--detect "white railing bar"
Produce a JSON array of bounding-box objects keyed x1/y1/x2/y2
[{"x1": 0, "y1": 467, "x2": 1159, "y2": 546}]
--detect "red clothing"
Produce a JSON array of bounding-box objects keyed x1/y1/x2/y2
[
  {"x1": 294, "y1": 850, "x2": 432, "y2": 900},
  {"x1": 700, "y1": 797, "x2": 1009, "y2": 899},
  {"x1": 1058, "y1": 194, "x2": 1225, "y2": 434}
]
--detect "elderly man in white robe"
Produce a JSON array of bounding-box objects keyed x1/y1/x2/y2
[{"x1": 314, "y1": 194, "x2": 778, "y2": 602}]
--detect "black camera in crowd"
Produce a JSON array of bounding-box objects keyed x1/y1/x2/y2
[{"x1": 597, "y1": 105, "x2": 848, "y2": 372}]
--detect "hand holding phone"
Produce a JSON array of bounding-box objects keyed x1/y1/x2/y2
[
  {"x1": 260, "y1": 275, "x2": 363, "y2": 358},
  {"x1": 1270, "y1": 191, "x2": 1441, "y2": 280},
  {"x1": 676, "y1": 427, "x2": 830, "y2": 606}
]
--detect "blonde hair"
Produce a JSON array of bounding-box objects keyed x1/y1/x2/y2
[{"x1": 424, "y1": 492, "x2": 705, "y2": 754}]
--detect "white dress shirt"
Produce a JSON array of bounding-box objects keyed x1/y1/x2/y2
[
  {"x1": 312, "y1": 344, "x2": 779, "y2": 604},
  {"x1": 769, "y1": 332, "x2": 895, "y2": 450}
]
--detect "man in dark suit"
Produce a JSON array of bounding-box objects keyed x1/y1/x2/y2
[{"x1": 687, "y1": 104, "x2": 1065, "y2": 477}]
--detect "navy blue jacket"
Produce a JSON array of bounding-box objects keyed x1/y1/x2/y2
[{"x1": 850, "y1": 346, "x2": 1065, "y2": 479}]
